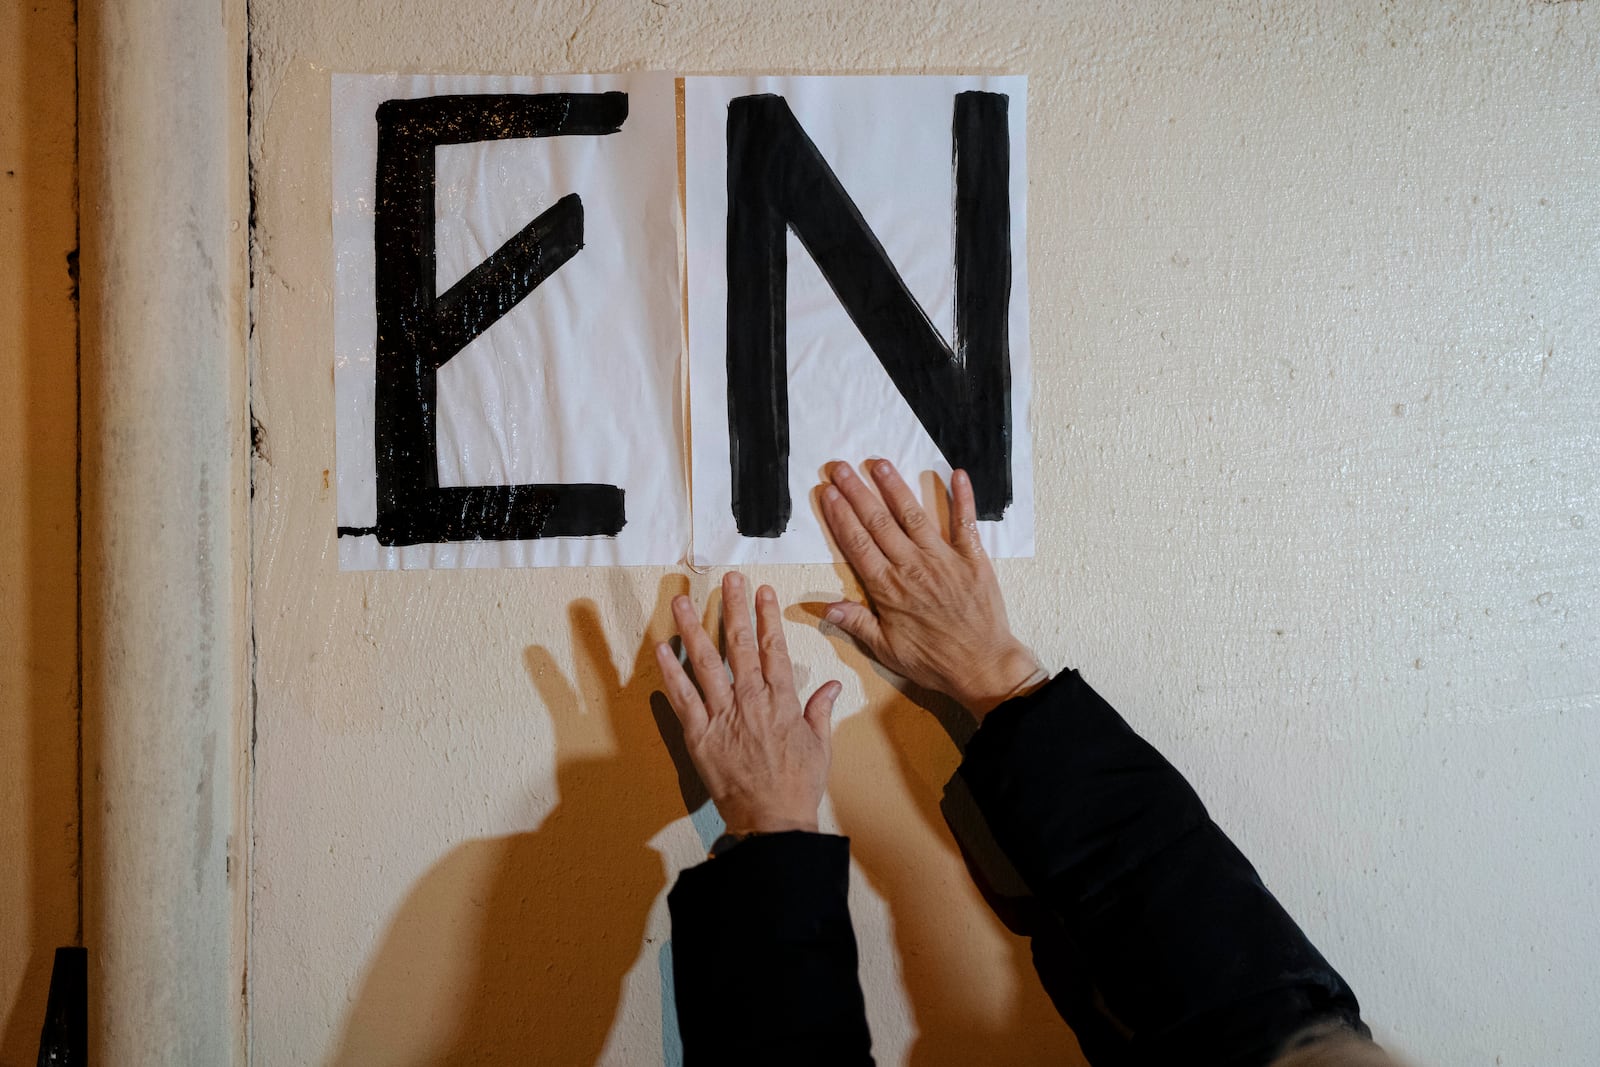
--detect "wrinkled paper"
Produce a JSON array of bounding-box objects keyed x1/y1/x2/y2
[
  {"x1": 333, "y1": 73, "x2": 685, "y2": 569},
  {"x1": 685, "y1": 76, "x2": 1033, "y2": 566},
  {"x1": 333, "y1": 73, "x2": 1031, "y2": 570}
]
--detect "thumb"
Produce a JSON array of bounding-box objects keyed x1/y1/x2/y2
[
  {"x1": 803, "y1": 680, "x2": 842, "y2": 737},
  {"x1": 823, "y1": 600, "x2": 884, "y2": 655}
]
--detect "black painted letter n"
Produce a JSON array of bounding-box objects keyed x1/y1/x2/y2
[{"x1": 725, "y1": 91, "x2": 1013, "y2": 538}]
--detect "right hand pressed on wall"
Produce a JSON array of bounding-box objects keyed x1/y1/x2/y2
[{"x1": 818, "y1": 460, "x2": 1045, "y2": 718}]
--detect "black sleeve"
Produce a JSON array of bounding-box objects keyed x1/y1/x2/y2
[
  {"x1": 953, "y1": 670, "x2": 1369, "y2": 1067},
  {"x1": 667, "y1": 831, "x2": 875, "y2": 1067}
]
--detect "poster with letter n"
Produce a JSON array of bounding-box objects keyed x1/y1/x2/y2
[{"x1": 685, "y1": 75, "x2": 1033, "y2": 566}]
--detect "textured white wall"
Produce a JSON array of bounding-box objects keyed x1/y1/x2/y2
[
  {"x1": 249, "y1": 3, "x2": 1600, "y2": 1064},
  {"x1": 78, "y1": 0, "x2": 251, "y2": 1059}
]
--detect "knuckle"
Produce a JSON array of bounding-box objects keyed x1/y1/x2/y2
[
  {"x1": 899, "y1": 506, "x2": 926, "y2": 529},
  {"x1": 865, "y1": 511, "x2": 895, "y2": 534},
  {"x1": 845, "y1": 530, "x2": 875, "y2": 554}
]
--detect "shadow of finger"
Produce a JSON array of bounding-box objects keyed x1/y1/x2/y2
[{"x1": 650, "y1": 688, "x2": 709, "y2": 814}]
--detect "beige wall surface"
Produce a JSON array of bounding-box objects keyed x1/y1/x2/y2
[
  {"x1": 0, "y1": 0, "x2": 80, "y2": 1061},
  {"x1": 249, "y1": 3, "x2": 1600, "y2": 1065}
]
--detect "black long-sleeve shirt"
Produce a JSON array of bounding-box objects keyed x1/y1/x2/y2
[{"x1": 667, "y1": 670, "x2": 1369, "y2": 1066}]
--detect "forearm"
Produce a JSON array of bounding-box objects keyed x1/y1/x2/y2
[
  {"x1": 955, "y1": 671, "x2": 1367, "y2": 1066},
  {"x1": 667, "y1": 832, "x2": 874, "y2": 1066}
]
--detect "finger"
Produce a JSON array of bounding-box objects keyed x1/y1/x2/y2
[
  {"x1": 754, "y1": 585, "x2": 797, "y2": 698},
  {"x1": 868, "y1": 459, "x2": 940, "y2": 549},
  {"x1": 822, "y1": 600, "x2": 885, "y2": 658},
  {"x1": 654, "y1": 641, "x2": 709, "y2": 738},
  {"x1": 803, "y1": 680, "x2": 843, "y2": 739},
  {"x1": 672, "y1": 593, "x2": 732, "y2": 711},
  {"x1": 950, "y1": 469, "x2": 985, "y2": 557},
  {"x1": 719, "y1": 571, "x2": 762, "y2": 690},
  {"x1": 821, "y1": 478, "x2": 891, "y2": 585},
  {"x1": 829, "y1": 461, "x2": 917, "y2": 564}
]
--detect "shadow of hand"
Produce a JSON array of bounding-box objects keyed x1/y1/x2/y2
[
  {"x1": 334, "y1": 577, "x2": 704, "y2": 1066},
  {"x1": 789, "y1": 599, "x2": 1086, "y2": 1067}
]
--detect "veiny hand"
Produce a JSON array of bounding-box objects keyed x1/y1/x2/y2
[
  {"x1": 655, "y1": 572, "x2": 843, "y2": 836},
  {"x1": 820, "y1": 459, "x2": 1045, "y2": 719}
]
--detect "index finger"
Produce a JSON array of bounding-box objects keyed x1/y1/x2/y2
[
  {"x1": 821, "y1": 480, "x2": 891, "y2": 585},
  {"x1": 672, "y1": 593, "x2": 732, "y2": 712}
]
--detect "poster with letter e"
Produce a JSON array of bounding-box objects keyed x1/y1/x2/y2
[{"x1": 331, "y1": 72, "x2": 686, "y2": 569}]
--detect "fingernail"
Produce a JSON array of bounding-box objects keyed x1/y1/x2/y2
[
  {"x1": 823, "y1": 485, "x2": 841, "y2": 502},
  {"x1": 823, "y1": 607, "x2": 844, "y2": 624},
  {"x1": 875, "y1": 460, "x2": 893, "y2": 478},
  {"x1": 727, "y1": 572, "x2": 743, "y2": 588},
  {"x1": 953, "y1": 469, "x2": 968, "y2": 488},
  {"x1": 758, "y1": 585, "x2": 775, "y2": 602},
  {"x1": 832, "y1": 462, "x2": 854, "y2": 481}
]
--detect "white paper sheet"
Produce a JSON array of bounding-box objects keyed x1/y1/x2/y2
[
  {"x1": 685, "y1": 75, "x2": 1033, "y2": 566},
  {"x1": 333, "y1": 73, "x2": 686, "y2": 569}
]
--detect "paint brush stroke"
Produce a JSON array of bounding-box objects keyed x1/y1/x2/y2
[
  {"x1": 364, "y1": 92, "x2": 630, "y2": 546},
  {"x1": 724, "y1": 91, "x2": 1012, "y2": 537}
]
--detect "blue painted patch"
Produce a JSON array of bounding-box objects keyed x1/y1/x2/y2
[
  {"x1": 687, "y1": 797, "x2": 725, "y2": 852},
  {"x1": 659, "y1": 938, "x2": 683, "y2": 1067},
  {"x1": 662, "y1": 801, "x2": 723, "y2": 1064}
]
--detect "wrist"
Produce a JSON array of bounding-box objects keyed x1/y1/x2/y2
[
  {"x1": 709, "y1": 826, "x2": 815, "y2": 858},
  {"x1": 956, "y1": 642, "x2": 1046, "y2": 719},
  {"x1": 724, "y1": 812, "x2": 820, "y2": 836}
]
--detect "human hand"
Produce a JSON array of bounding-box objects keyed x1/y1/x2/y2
[
  {"x1": 654, "y1": 572, "x2": 843, "y2": 836},
  {"x1": 819, "y1": 460, "x2": 1045, "y2": 719}
]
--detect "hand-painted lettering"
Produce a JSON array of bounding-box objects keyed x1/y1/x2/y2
[{"x1": 724, "y1": 91, "x2": 1013, "y2": 537}]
